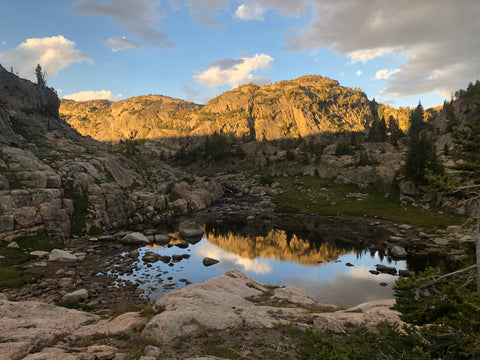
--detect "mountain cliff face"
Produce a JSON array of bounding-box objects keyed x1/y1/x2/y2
[
  {"x1": 197, "y1": 75, "x2": 373, "y2": 140},
  {"x1": 0, "y1": 65, "x2": 223, "y2": 241},
  {"x1": 60, "y1": 75, "x2": 375, "y2": 142},
  {"x1": 61, "y1": 95, "x2": 201, "y2": 142}
]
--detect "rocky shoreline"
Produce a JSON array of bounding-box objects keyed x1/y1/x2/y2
[{"x1": 1, "y1": 208, "x2": 476, "y2": 359}]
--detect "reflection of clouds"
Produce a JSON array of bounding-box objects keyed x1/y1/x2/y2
[
  {"x1": 195, "y1": 242, "x2": 272, "y2": 274},
  {"x1": 284, "y1": 271, "x2": 395, "y2": 307}
]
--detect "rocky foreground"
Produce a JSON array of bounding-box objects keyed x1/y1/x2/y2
[{"x1": 0, "y1": 270, "x2": 400, "y2": 360}]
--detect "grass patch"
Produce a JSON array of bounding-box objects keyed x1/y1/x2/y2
[
  {"x1": 64, "y1": 189, "x2": 90, "y2": 236},
  {"x1": 56, "y1": 301, "x2": 92, "y2": 311},
  {"x1": 0, "y1": 232, "x2": 62, "y2": 289},
  {"x1": 273, "y1": 175, "x2": 465, "y2": 230},
  {"x1": 0, "y1": 266, "x2": 42, "y2": 290}
]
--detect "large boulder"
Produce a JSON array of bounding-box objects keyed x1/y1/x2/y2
[
  {"x1": 61, "y1": 289, "x2": 89, "y2": 303},
  {"x1": 178, "y1": 220, "x2": 204, "y2": 238},
  {"x1": 120, "y1": 232, "x2": 150, "y2": 245},
  {"x1": 390, "y1": 245, "x2": 407, "y2": 259},
  {"x1": 48, "y1": 249, "x2": 78, "y2": 262}
]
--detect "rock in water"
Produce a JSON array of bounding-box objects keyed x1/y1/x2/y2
[
  {"x1": 202, "y1": 257, "x2": 219, "y2": 266},
  {"x1": 120, "y1": 232, "x2": 150, "y2": 245},
  {"x1": 390, "y1": 246, "x2": 407, "y2": 259},
  {"x1": 375, "y1": 264, "x2": 397, "y2": 275},
  {"x1": 179, "y1": 220, "x2": 204, "y2": 238},
  {"x1": 143, "y1": 251, "x2": 161, "y2": 263}
]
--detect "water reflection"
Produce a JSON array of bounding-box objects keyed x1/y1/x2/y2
[
  {"x1": 204, "y1": 228, "x2": 355, "y2": 264},
  {"x1": 116, "y1": 216, "x2": 410, "y2": 306}
]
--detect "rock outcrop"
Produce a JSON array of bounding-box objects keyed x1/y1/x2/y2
[
  {"x1": 0, "y1": 271, "x2": 401, "y2": 359},
  {"x1": 0, "y1": 65, "x2": 225, "y2": 241},
  {"x1": 142, "y1": 270, "x2": 401, "y2": 343}
]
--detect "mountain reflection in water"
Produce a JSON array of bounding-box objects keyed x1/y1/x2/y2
[
  {"x1": 204, "y1": 228, "x2": 355, "y2": 265},
  {"x1": 119, "y1": 217, "x2": 409, "y2": 307}
]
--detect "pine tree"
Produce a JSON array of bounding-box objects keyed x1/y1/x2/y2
[
  {"x1": 35, "y1": 64, "x2": 46, "y2": 88},
  {"x1": 404, "y1": 102, "x2": 442, "y2": 184}
]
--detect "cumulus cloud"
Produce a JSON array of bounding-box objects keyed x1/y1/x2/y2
[
  {"x1": 356, "y1": 70, "x2": 362, "y2": 76},
  {"x1": 193, "y1": 53, "x2": 273, "y2": 89},
  {"x1": 375, "y1": 69, "x2": 400, "y2": 80},
  {"x1": 63, "y1": 90, "x2": 122, "y2": 101},
  {"x1": 235, "y1": 3, "x2": 266, "y2": 21},
  {"x1": 284, "y1": 0, "x2": 480, "y2": 98},
  {"x1": 0, "y1": 35, "x2": 93, "y2": 81},
  {"x1": 348, "y1": 47, "x2": 397, "y2": 64},
  {"x1": 73, "y1": 0, "x2": 173, "y2": 48},
  {"x1": 102, "y1": 36, "x2": 140, "y2": 52}
]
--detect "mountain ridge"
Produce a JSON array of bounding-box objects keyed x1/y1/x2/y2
[{"x1": 60, "y1": 75, "x2": 390, "y2": 142}]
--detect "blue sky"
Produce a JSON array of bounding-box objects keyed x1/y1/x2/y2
[{"x1": 1, "y1": 1, "x2": 479, "y2": 108}]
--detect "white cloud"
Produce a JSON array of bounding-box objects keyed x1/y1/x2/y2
[
  {"x1": 63, "y1": 90, "x2": 122, "y2": 101},
  {"x1": 283, "y1": 0, "x2": 480, "y2": 98},
  {"x1": 348, "y1": 47, "x2": 397, "y2": 63},
  {"x1": 235, "y1": 3, "x2": 266, "y2": 21},
  {"x1": 193, "y1": 53, "x2": 273, "y2": 89},
  {"x1": 356, "y1": 70, "x2": 362, "y2": 76},
  {"x1": 0, "y1": 35, "x2": 93, "y2": 81},
  {"x1": 73, "y1": 0, "x2": 173, "y2": 48},
  {"x1": 102, "y1": 36, "x2": 140, "y2": 52},
  {"x1": 375, "y1": 69, "x2": 400, "y2": 80}
]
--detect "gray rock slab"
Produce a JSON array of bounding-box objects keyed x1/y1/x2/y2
[{"x1": 48, "y1": 249, "x2": 78, "y2": 262}]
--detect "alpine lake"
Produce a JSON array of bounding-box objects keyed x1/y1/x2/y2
[{"x1": 106, "y1": 210, "x2": 452, "y2": 307}]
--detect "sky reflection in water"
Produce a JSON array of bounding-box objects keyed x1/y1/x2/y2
[{"x1": 119, "y1": 225, "x2": 407, "y2": 307}]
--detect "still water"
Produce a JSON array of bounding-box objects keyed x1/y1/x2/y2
[{"x1": 116, "y1": 215, "x2": 410, "y2": 307}]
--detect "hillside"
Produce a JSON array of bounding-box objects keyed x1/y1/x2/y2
[
  {"x1": 60, "y1": 75, "x2": 377, "y2": 141},
  {"x1": 60, "y1": 95, "x2": 201, "y2": 142},
  {"x1": 0, "y1": 65, "x2": 223, "y2": 241}
]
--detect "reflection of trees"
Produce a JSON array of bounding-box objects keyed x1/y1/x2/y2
[{"x1": 205, "y1": 228, "x2": 355, "y2": 265}]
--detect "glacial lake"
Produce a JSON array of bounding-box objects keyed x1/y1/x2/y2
[{"x1": 114, "y1": 215, "x2": 424, "y2": 307}]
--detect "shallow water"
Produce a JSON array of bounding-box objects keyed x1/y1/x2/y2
[{"x1": 115, "y1": 216, "x2": 411, "y2": 307}]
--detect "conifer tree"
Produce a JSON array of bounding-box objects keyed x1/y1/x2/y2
[
  {"x1": 404, "y1": 101, "x2": 442, "y2": 184},
  {"x1": 35, "y1": 64, "x2": 46, "y2": 88}
]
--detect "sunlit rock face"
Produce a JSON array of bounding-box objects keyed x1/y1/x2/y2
[{"x1": 60, "y1": 75, "x2": 378, "y2": 142}]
